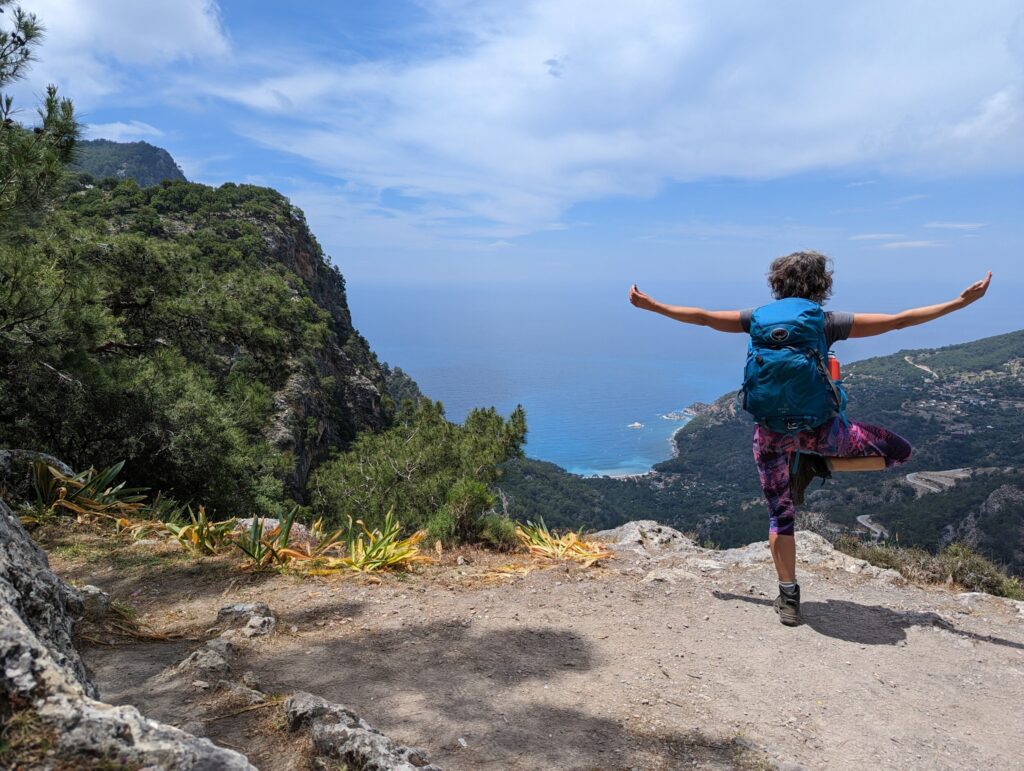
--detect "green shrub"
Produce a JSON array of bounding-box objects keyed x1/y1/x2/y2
[
  {"x1": 477, "y1": 513, "x2": 519, "y2": 551},
  {"x1": 426, "y1": 508, "x2": 457, "y2": 545},
  {"x1": 310, "y1": 399, "x2": 525, "y2": 540}
]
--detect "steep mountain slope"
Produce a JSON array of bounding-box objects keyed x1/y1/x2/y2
[
  {"x1": 70, "y1": 139, "x2": 187, "y2": 186},
  {"x1": 0, "y1": 177, "x2": 390, "y2": 513},
  {"x1": 500, "y1": 330, "x2": 1024, "y2": 572}
]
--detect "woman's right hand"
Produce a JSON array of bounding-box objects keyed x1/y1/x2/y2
[{"x1": 958, "y1": 271, "x2": 992, "y2": 306}]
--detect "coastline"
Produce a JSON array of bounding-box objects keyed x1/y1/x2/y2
[{"x1": 578, "y1": 407, "x2": 696, "y2": 480}]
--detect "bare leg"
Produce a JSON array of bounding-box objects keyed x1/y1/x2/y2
[{"x1": 769, "y1": 532, "x2": 796, "y2": 583}]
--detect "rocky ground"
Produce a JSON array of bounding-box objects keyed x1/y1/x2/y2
[{"x1": 37, "y1": 520, "x2": 1024, "y2": 770}]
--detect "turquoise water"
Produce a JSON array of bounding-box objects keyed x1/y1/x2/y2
[
  {"x1": 373, "y1": 346, "x2": 707, "y2": 475},
  {"x1": 348, "y1": 283, "x2": 744, "y2": 475},
  {"x1": 346, "y1": 277, "x2": 1020, "y2": 475}
]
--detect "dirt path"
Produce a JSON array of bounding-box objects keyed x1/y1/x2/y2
[
  {"x1": 49, "y1": 528, "x2": 1024, "y2": 771},
  {"x1": 904, "y1": 355, "x2": 939, "y2": 379}
]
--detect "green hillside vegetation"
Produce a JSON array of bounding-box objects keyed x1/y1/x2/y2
[
  {"x1": 0, "y1": 0, "x2": 527, "y2": 545},
  {"x1": 2, "y1": 172, "x2": 528, "y2": 542},
  {"x1": 311, "y1": 399, "x2": 526, "y2": 544},
  {"x1": 2, "y1": 177, "x2": 378, "y2": 515},
  {"x1": 500, "y1": 330, "x2": 1024, "y2": 574},
  {"x1": 70, "y1": 138, "x2": 187, "y2": 186}
]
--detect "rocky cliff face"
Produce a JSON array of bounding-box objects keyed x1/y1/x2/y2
[
  {"x1": 0, "y1": 500, "x2": 254, "y2": 769},
  {"x1": 254, "y1": 207, "x2": 391, "y2": 500}
]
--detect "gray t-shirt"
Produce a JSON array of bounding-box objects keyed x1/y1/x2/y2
[{"x1": 740, "y1": 308, "x2": 854, "y2": 348}]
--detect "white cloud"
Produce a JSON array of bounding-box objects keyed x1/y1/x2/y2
[
  {"x1": 887, "y1": 194, "x2": 929, "y2": 206},
  {"x1": 850, "y1": 233, "x2": 903, "y2": 240},
  {"x1": 925, "y1": 221, "x2": 986, "y2": 230},
  {"x1": 196, "y1": 0, "x2": 1023, "y2": 235},
  {"x1": 85, "y1": 120, "x2": 162, "y2": 141},
  {"x1": 881, "y1": 240, "x2": 944, "y2": 249},
  {"x1": 17, "y1": 0, "x2": 228, "y2": 102}
]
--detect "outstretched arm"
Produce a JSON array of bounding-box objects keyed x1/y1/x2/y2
[
  {"x1": 849, "y1": 272, "x2": 992, "y2": 338},
  {"x1": 628, "y1": 284, "x2": 744, "y2": 333}
]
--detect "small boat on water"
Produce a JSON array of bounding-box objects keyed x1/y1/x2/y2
[{"x1": 627, "y1": 421, "x2": 644, "y2": 429}]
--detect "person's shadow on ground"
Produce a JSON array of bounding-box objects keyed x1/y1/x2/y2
[{"x1": 712, "y1": 590, "x2": 1024, "y2": 649}]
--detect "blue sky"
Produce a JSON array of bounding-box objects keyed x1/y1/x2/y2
[{"x1": 11, "y1": 1, "x2": 1024, "y2": 332}]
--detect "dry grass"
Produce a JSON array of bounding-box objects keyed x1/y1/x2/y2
[
  {"x1": 835, "y1": 536, "x2": 1024, "y2": 599},
  {"x1": 515, "y1": 521, "x2": 614, "y2": 567}
]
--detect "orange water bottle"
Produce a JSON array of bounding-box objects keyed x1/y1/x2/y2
[{"x1": 827, "y1": 350, "x2": 841, "y2": 381}]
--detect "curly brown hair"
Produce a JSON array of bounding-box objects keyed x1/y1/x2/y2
[{"x1": 767, "y1": 251, "x2": 833, "y2": 305}]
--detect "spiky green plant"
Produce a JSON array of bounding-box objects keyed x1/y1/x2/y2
[
  {"x1": 301, "y1": 509, "x2": 431, "y2": 574},
  {"x1": 164, "y1": 505, "x2": 235, "y2": 555},
  {"x1": 32, "y1": 460, "x2": 148, "y2": 520},
  {"x1": 144, "y1": 491, "x2": 190, "y2": 523},
  {"x1": 231, "y1": 505, "x2": 303, "y2": 569},
  {"x1": 278, "y1": 517, "x2": 346, "y2": 561}
]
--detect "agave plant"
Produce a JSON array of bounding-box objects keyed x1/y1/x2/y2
[
  {"x1": 231, "y1": 516, "x2": 277, "y2": 568},
  {"x1": 302, "y1": 509, "x2": 432, "y2": 574},
  {"x1": 32, "y1": 460, "x2": 148, "y2": 521},
  {"x1": 231, "y1": 505, "x2": 305, "y2": 569},
  {"x1": 144, "y1": 491, "x2": 190, "y2": 523},
  {"x1": 515, "y1": 520, "x2": 613, "y2": 567},
  {"x1": 275, "y1": 515, "x2": 345, "y2": 562},
  {"x1": 165, "y1": 505, "x2": 235, "y2": 555}
]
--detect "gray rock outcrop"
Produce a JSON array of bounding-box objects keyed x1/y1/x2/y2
[
  {"x1": 0, "y1": 500, "x2": 255, "y2": 769},
  {"x1": 285, "y1": 691, "x2": 441, "y2": 771},
  {"x1": 593, "y1": 520, "x2": 699, "y2": 556},
  {"x1": 595, "y1": 521, "x2": 905, "y2": 583},
  {"x1": 217, "y1": 601, "x2": 278, "y2": 637}
]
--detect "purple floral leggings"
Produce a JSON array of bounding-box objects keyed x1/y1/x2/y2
[{"x1": 753, "y1": 418, "x2": 912, "y2": 536}]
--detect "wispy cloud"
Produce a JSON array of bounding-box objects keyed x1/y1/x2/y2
[
  {"x1": 18, "y1": 0, "x2": 1024, "y2": 242},
  {"x1": 924, "y1": 221, "x2": 986, "y2": 230},
  {"x1": 881, "y1": 240, "x2": 944, "y2": 249},
  {"x1": 85, "y1": 120, "x2": 163, "y2": 141},
  {"x1": 887, "y1": 194, "x2": 929, "y2": 206},
  {"x1": 850, "y1": 233, "x2": 903, "y2": 240},
  {"x1": 187, "y1": 1, "x2": 1024, "y2": 235}
]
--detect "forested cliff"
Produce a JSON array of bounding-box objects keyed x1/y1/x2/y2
[{"x1": 1, "y1": 175, "x2": 391, "y2": 515}]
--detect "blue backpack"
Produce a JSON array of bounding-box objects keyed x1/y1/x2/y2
[{"x1": 739, "y1": 297, "x2": 847, "y2": 434}]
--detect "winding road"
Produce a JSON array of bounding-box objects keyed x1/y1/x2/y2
[
  {"x1": 905, "y1": 469, "x2": 972, "y2": 496},
  {"x1": 856, "y1": 514, "x2": 889, "y2": 540}
]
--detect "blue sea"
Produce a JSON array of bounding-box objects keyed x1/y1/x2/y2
[
  {"x1": 347, "y1": 278, "x2": 1019, "y2": 476},
  {"x1": 349, "y1": 282, "x2": 745, "y2": 476}
]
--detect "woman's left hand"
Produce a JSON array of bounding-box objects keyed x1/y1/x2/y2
[{"x1": 629, "y1": 283, "x2": 653, "y2": 310}]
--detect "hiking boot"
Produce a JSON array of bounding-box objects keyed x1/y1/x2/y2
[{"x1": 774, "y1": 586, "x2": 801, "y2": 626}]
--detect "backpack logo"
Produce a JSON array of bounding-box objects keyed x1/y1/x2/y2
[{"x1": 770, "y1": 327, "x2": 790, "y2": 342}]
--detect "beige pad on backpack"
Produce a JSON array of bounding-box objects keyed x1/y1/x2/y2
[{"x1": 825, "y1": 456, "x2": 886, "y2": 472}]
